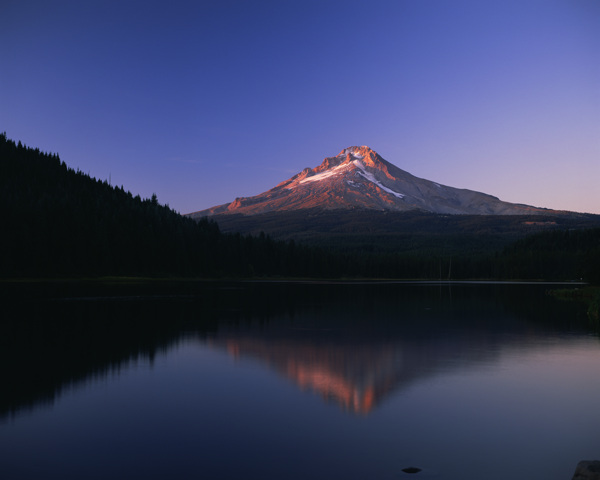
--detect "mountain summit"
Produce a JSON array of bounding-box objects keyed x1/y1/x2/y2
[{"x1": 189, "y1": 146, "x2": 555, "y2": 217}]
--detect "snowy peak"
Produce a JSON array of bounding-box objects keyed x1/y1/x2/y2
[
  {"x1": 188, "y1": 147, "x2": 559, "y2": 217},
  {"x1": 288, "y1": 146, "x2": 392, "y2": 188},
  {"x1": 338, "y1": 145, "x2": 368, "y2": 160},
  {"x1": 334, "y1": 146, "x2": 382, "y2": 168},
  {"x1": 312, "y1": 146, "x2": 377, "y2": 169}
]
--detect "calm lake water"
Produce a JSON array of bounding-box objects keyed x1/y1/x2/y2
[{"x1": 1, "y1": 281, "x2": 599, "y2": 480}]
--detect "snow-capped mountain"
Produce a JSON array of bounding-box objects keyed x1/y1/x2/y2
[{"x1": 188, "y1": 146, "x2": 556, "y2": 218}]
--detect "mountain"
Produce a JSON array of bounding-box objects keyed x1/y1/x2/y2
[
  {"x1": 3, "y1": 134, "x2": 598, "y2": 281},
  {"x1": 188, "y1": 146, "x2": 561, "y2": 218}
]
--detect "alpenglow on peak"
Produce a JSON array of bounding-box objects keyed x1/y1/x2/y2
[
  {"x1": 337, "y1": 145, "x2": 378, "y2": 160},
  {"x1": 187, "y1": 146, "x2": 556, "y2": 217},
  {"x1": 340, "y1": 145, "x2": 369, "y2": 156}
]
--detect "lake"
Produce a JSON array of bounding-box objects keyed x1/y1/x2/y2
[{"x1": 1, "y1": 281, "x2": 599, "y2": 480}]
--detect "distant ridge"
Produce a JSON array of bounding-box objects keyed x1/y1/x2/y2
[{"x1": 188, "y1": 146, "x2": 567, "y2": 218}]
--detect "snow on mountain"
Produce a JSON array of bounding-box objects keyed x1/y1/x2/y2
[{"x1": 188, "y1": 146, "x2": 558, "y2": 218}]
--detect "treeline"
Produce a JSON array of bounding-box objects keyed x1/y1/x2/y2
[
  {"x1": 496, "y1": 228, "x2": 600, "y2": 283},
  {"x1": 0, "y1": 133, "x2": 269, "y2": 277},
  {"x1": 210, "y1": 208, "x2": 600, "y2": 252},
  {"x1": 1, "y1": 133, "x2": 599, "y2": 282}
]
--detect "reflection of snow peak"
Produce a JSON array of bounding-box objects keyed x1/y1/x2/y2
[{"x1": 353, "y1": 161, "x2": 405, "y2": 199}]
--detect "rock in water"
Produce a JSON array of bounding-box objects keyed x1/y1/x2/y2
[
  {"x1": 572, "y1": 461, "x2": 600, "y2": 480},
  {"x1": 402, "y1": 466, "x2": 422, "y2": 474}
]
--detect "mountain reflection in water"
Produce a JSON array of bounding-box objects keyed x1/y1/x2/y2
[
  {"x1": 220, "y1": 337, "x2": 395, "y2": 413},
  {"x1": 2, "y1": 281, "x2": 599, "y2": 480},
  {"x1": 206, "y1": 282, "x2": 588, "y2": 415},
  {"x1": 0, "y1": 281, "x2": 590, "y2": 419}
]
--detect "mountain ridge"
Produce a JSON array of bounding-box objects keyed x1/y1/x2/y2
[{"x1": 188, "y1": 146, "x2": 566, "y2": 218}]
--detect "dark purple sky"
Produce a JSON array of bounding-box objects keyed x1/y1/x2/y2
[{"x1": 2, "y1": 0, "x2": 599, "y2": 214}]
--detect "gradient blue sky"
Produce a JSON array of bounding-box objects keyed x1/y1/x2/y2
[{"x1": 2, "y1": 0, "x2": 599, "y2": 214}]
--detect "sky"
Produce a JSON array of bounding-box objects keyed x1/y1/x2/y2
[{"x1": 2, "y1": 0, "x2": 599, "y2": 215}]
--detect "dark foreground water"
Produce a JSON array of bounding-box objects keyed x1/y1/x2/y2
[{"x1": 1, "y1": 281, "x2": 599, "y2": 480}]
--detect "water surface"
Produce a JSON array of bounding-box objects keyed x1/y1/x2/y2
[{"x1": 1, "y1": 282, "x2": 598, "y2": 479}]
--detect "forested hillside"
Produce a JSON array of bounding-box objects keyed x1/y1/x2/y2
[
  {"x1": 208, "y1": 208, "x2": 600, "y2": 255},
  {"x1": 0, "y1": 133, "x2": 212, "y2": 275},
  {"x1": 1, "y1": 133, "x2": 599, "y2": 282},
  {"x1": 498, "y1": 228, "x2": 600, "y2": 283},
  {"x1": 0, "y1": 133, "x2": 375, "y2": 278}
]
